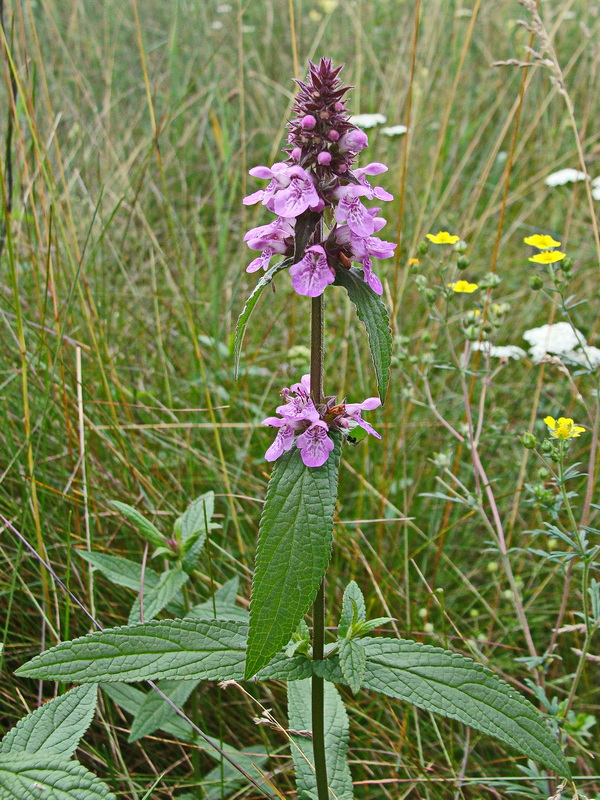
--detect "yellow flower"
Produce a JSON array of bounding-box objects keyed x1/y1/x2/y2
[
  {"x1": 408, "y1": 257, "x2": 420, "y2": 266},
  {"x1": 524, "y1": 234, "x2": 561, "y2": 249},
  {"x1": 528, "y1": 251, "x2": 566, "y2": 264},
  {"x1": 447, "y1": 280, "x2": 478, "y2": 293},
  {"x1": 543, "y1": 416, "x2": 586, "y2": 440},
  {"x1": 426, "y1": 231, "x2": 460, "y2": 245}
]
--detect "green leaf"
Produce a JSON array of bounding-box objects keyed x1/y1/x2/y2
[
  {"x1": 101, "y1": 684, "x2": 195, "y2": 742},
  {"x1": 234, "y1": 258, "x2": 292, "y2": 379},
  {"x1": 361, "y1": 638, "x2": 570, "y2": 778},
  {"x1": 338, "y1": 581, "x2": 366, "y2": 638},
  {"x1": 245, "y1": 435, "x2": 341, "y2": 679},
  {"x1": 128, "y1": 569, "x2": 189, "y2": 624},
  {"x1": 338, "y1": 639, "x2": 366, "y2": 695},
  {"x1": 17, "y1": 619, "x2": 248, "y2": 684},
  {"x1": 334, "y1": 267, "x2": 392, "y2": 401},
  {"x1": 0, "y1": 685, "x2": 97, "y2": 758},
  {"x1": 128, "y1": 679, "x2": 199, "y2": 742},
  {"x1": 110, "y1": 501, "x2": 164, "y2": 548},
  {"x1": 288, "y1": 679, "x2": 353, "y2": 800},
  {"x1": 0, "y1": 755, "x2": 116, "y2": 800},
  {"x1": 201, "y1": 746, "x2": 270, "y2": 800},
  {"x1": 256, "y1": 653, "x2": 313, "y2": 682},
  {"x1": 189, "y1": 578, "x2": 248, "y2": 623},
  {"x1": 77, "y1": 551, "x2": 159, "y2": 592},
  {"x1": 178, "y1": 492, "x2": 215, "y2": 570}
]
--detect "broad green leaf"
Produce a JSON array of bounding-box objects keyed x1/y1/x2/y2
[
  {"x1": 128, "y1": 679, "x2": 199, "y2": 742},
  {"x1": 201, "y1": 746, "x2": 270, "y2": 800},
  {"x1": 245, "y1": 435, "x2": 341, "y2": 679},
  {"x1": 17, "y1": 619, "x2": 248, "y2": 684},
  {"x1": 128, "y1": 569, "x2": 189, "y2": 624},
  {"x1": 77, "y1": 551, "x2": 159, "y2": 592},
  {"x1": 110, "y1": 501, "x2": 164, "y2": 548},
  {"x1": 334, "y1": 267, "x2": 392, "y2": 401},
  {"x1": 361, "y1": 638, "x2": 570, "y2": 778},
  {"x1": 338, "y1": 581, "x2": 366, "y2": 638},
  {"x1": 338, "y1": 639, "x2": 366, "y2": 695},
  {"x1": 256, "y1": 653, "x2": 313, "y2": 682},
  {"x1": 101, "y1": 684, "x2": 195, "y2": 742},
  {"x1": 288, "y1": 679, "x2": 353, "y2": 800},
  {"x1": 189, "y1": 577, "x2": 249, "y2": 623},
  {"x1": 0, "y1": 685, "x2": 97, "y2": 758},
  {"x1": 0, "y1": 755, "x2": 115, "y2": 800},
  {"x1": 234, "y1": 258, "x2": 292, "y2": 378}
]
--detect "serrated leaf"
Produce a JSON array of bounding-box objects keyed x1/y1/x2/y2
[
  {"x1": 0, "y1": 754, "x2": 116, "y2": 800},
  {"x1": 101, "y1": 684, "x2": 195, "y2": 742},
  {"x1": 234, "y1": 258, "x2": 292, "y2": 378},
  {"x1": 77, "y1": 551, "x2": 159, "y2": 592},
  {"x1": 128, "y1": 569, "x2": 189, "y2": 624},
  {"x1": 201, "y1": 745, "x2": 270, "y2": 800},
  {"x1": 128, "y1": 679, "x2": 199, "y2": 742},
  {"x1": 334, "y1": 267, "x2": 391, "y2": 401},
  {"x1": 355, "y1": 617, "x2": 394, "y2": 636},
  {"x1": 0, "y1": 685, "x2": 97, "y2": 758},
  {"x1": 245, "y1": 435, "x2": 341, "y2": 679},
  {"x1": 288, "y1": 680, "x2": 353, "y2": 800},
  {"x1": 361, "y1": 638, "x2": 570, "y2": 778},
  {"x1": 17, "y1": 619, "x2": 248, "y2": 684},
  {"x1": 256, "y1": 653, "x2": 313, "y2": 682},
  {"x1": 338, "y1": 581, "x2": 366, "y2": 638},
  {"x1": 110, "y1": 501, "x2": 164, "y2": 548},
  {"x1": 339, "y1": 639, "x2": 366, "y2": 695}
]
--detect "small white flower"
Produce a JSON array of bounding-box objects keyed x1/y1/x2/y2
[
  {"x1": 591, "y1": 176, "x2": 600, "y2": 201},
  {"x1": 563, "y1": 345, "x2": 600, "y2": 369},
  {"x1": 211, "y1": 20, "x2": 224, "y2": 29},
  {"x1": 216, "y1": 3, "x2": 232, "y2": 11},
  {"x1": 472, "y1": 341, "x2": 526, "y2": 360},
  {"x1": 545, "y1": 168, "x2": 589, "y2": 187},
  {"x1": 242, "y1": 24, "x2": 256, "y2": 33},
  {"x1": 380, "y1": 125, "x2": 408, "y2": 137},
  {"x1": 349, "y1": 113, "x2": 387, "y2": 129},
  {"x1": 523, "y1": 322, "x2": 587, "y2": 364}
]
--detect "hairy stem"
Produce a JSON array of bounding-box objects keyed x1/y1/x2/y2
[{"x1": 310, "y1": 292, "x2": 328, "y2": 800}]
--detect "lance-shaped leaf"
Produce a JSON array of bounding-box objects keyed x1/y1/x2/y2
[
  {"x1": 128, "y1": 679, "x2": 199, "y2": 742},
  {"x1": 0, "y1": 684, "x2": 97, "y2": 758},
  {"x1": 0, "y1": 755, "x2": 116, "y2": 800},
  {"x1": 201, "y1": 746, "x2": 270, "y2": 800},
  {"x1": 16, "y1": 619, "x2": 248, "y2": 684},
  {"x1": 101, "y1": 683, "x2": 195, "y2": 742},
  {"x1": 245, "y1": 435, "x2": 341, "y2": 679},
  {"x1": 110, "y1": 501, "x2": 164, "y2": 548},
  {"x1": 334, "y1": 267, "x2": 392, "y2": 401},
  {"x1": 77, "y1": 551, "x2": 160, "y2": 592},
  {"x1": 361, "y1": 638, "x2": 570, "y2": 778},
  {"x1": 288, "y1": 679, "x2": 353, "y2": 800},
  {"x1": 338, "y1": 639, "x2": 366, "y2": 695},
  {"x1": 234, "y1": 258, "x2": 293, "y2": 378},
  {"x1": 128, "y1": 569, "x2": 189, "y2": 624}
]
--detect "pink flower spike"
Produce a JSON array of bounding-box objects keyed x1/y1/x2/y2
[
  {"x1": 296, "y1": 422, "x2": 335, "y2": 467},
  {"x1": 345, "y1": 397, "x2": 381, "y2": 413},
  {"x1": 289, "y1": 245, "x2": 335, "y2": 297},
  {"x1": 335, "y1": 189, "x2": 375, "y2": 237},
  {"x1": 362, "y1": 257, "x2": 383, "y2": 295}
]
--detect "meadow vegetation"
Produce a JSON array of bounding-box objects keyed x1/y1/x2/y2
[{"x1": 1, "y1": 0, "x2": 599, "y2": 797}]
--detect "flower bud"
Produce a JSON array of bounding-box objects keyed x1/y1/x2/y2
[
  {"x1": 530, "y1": 275, "x2": 544, "y2": 290},
  {"x1": 291, "y1": 147, "x2": 302, "y2": 160},
  {"x1": 301, "y1": 114, "x2": 317, "y2": 129},
  {"x1": 317, "y1": 151, "x2": 332, "y2": 165},
  {"x1": 417, "y1": 240, "x2": 430, "y2": 256},
  {"x1": 478, "y1": 272, "x2": 501, "y2": 288},
  {"x1": 328, "y1": 129, "x2": 340, "y2": 141},
  {"x1": 541, "y1": 439, "x2": 553, "y2": 454},
  {"x1": 456, "y1": 255, "x2": 470, "y2": 270},
  {"x1": 453, "y1": 239, "x2": 468, "y2": 253},
  {"x1": 537, "y1": 467, "x2": 550, "y2": 480},
  {"x1": 338, "y1": 128, "x2": 368, "y2": 153},
  {"x1": 520, "y1": 432, "x2": 537, "y2": 449}
]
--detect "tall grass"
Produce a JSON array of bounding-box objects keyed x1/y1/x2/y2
[{"x1": 1, "y1": 0, "x2": 599, "y2": 796}]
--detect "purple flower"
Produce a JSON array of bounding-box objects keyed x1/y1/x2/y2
[
  {"x1": 262, "y1": 375, "x2": 382, "y2": 467},
  {"x1": 353, "y1": 163, "x2": 394, "y2": 202},
  {"x1": 271, "y1": 166, "x2": 321, "y2": 218},
  {"x1": 333, "y1": 215, "x2": 397, "y2": 295},
  {"x1": 296, "y1": 422, "x2": 335, "y2": 467},
  {"x1": 334, "y1": 185, "x2": 374, "y2": 237},
  {"x1": 243, "y1": 163, "x2": 290, "y2": 208},
  {"x1": 338, "y1": 129, "x2": 369, "y2": 153},
  {"x1": 343, "y1": 397, "x2": 382, "y2": 438},
  {"x1": 244, "y1": 217, "x2": 295, "y2": 273},
  {"x1": 289, "y1": 245, "x2": 335, "y2": 297}
]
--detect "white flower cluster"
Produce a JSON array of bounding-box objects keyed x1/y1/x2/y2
[
  {"x1": 472, "y1": 341, "x2": 526, "y2": 360},
  {"x1": 545, "y1": 169, "x2": 600, "y2": 200},
  {"x1": 522, "y1": 322, "x2": 600, "y2": 368}
]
